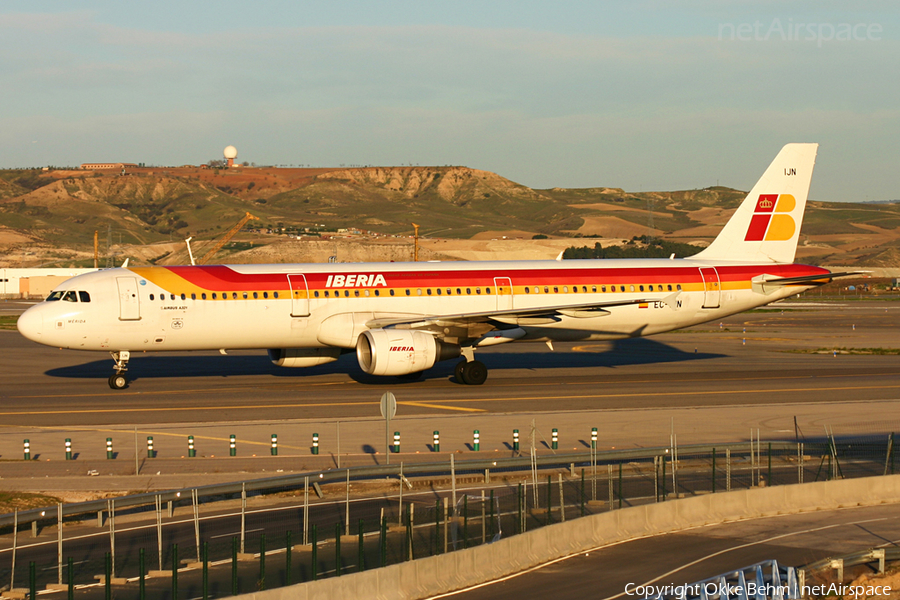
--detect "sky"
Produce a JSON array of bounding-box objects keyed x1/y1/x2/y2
[{"x1": 0, "y1": 1, "x2": 897, "y2": 202}]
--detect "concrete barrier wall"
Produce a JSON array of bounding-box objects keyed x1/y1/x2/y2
[{"x1": 237, "y1": 475, "x2": 900, "y2": 600}]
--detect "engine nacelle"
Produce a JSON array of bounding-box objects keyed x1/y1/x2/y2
[
  {"x1": 356, "y1": 329, "x2": 460, "y2": 376},
  {"x1": 268, "y1": 347, "x2": 341, "y2": 368}
]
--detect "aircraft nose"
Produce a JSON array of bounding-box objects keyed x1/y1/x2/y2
[{"x1": 16, "y1": 307, "x2": 43, "y2": 342}]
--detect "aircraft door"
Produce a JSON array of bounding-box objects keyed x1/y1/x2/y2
[
  {"x1": 698, "y1": 267, "x2": 721, "y2": 309},
  {"x1": 494, "y1": 277, "x2": 513, "y2": 311},
  {"x1": 288, "y1": 274, "x2": 310, "y2": 317},
  {"x1": 116, "y1": 277, "x2": 141, "y2": 321}
]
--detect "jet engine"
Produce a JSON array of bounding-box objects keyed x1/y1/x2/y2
[
  {"x1": 268, "y1": 347, "x2": 341, "y2": 368},
  {"x1": 356, "y1": 329, "x2": 460, "y2": 376}
]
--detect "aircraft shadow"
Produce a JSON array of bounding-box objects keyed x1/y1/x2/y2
[{"x1": 44, "y1": 337, "x2": 722, "y2": 384}]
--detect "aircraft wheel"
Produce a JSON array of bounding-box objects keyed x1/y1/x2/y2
[
  {"x1": 454, "y1": 360, "x2": 467, "y2": 383},
  {"x1": 108, "y1": 374, "x2": 128, "y2": 390},
  {"x1": 461, "y1": 360, "x2": 488, "y2": 385}
]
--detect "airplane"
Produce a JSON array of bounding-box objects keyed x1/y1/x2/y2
[{"x1": 17, "y1": 143, "x2": 853, "y2": 390}]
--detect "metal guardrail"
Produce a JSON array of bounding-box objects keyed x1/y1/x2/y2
[
  {"x1": 801, "y1": 547, "x2": 900, "y2": 584},
  {"x1": 0, "y1": 441, "x2": 806, "y2": 529}
]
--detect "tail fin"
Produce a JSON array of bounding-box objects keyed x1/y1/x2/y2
[{"x1": 692, "y1": 143, "x2": 818, "y2": 264}]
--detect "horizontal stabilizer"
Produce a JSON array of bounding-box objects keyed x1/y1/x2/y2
[{"x1": 759, "y1": 271, "x2": 865, "y2": 286}]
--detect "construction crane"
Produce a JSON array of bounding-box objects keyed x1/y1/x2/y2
[{"x1": 197, "y1": 212, "x2": 259, "y2": 265}]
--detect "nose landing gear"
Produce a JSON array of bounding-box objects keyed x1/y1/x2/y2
[{"x1": 108, "y1": 351, "x2": 130, "y2": 390}]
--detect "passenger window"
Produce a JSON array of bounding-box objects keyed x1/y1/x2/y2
[
  {"x1": 446, "y1": 289, "x2": 451, "y2": 295},
  {"x1": 639, "y1": 285, "x2": 644, "y2": 292},
  {"x1": 466, "y1": 288, "x2": 471, "y2": 295},
  {"x1": 263, "y1": 292, "x2": 268, "y2": 299},
  {"x1": 212, "y1": 293, "x2": 217, "y2": 299},
  {"x1": 171, "y1": 294, "x2": 176, "y2": 301},
  {"x1": 427, "y1": 289, "x2": 432, "y2": 296},
  {"x1": 202, "y1": 293, "x2": 207, "y2": 300},
  {"x1": 543, "y1": 286, "x2": 549, "y2": 294},
  {"x1": 191, "y1": 293, "x2": 196, "y2": 300},
  {"x1": 150, "y1": 294, "x2": 155, "y2": 301},
  {"x1": 667, "y1": 285, "x2": 672, "y2": 291},
  {"x1": 620, "y1": 286, "x2": 625, "y2": 292},
  {"x1": 600, "y1": 286, "x2": 605, "y2": 293},
  {"x1": 389, "y1": 289, "x2": 395, "y2": 296},
  {"x1": 553, "y1": 287, "x2": 559, "y2": 293},
  {"x1": 79, "y1": 291, "x2": 91, "y2": 302},
  {"x1": 63, "y1": 291, "x2": 78, "y2": 302},
  {"x1": 253, "y1": 292, "x2": 259, "y2": 299},
  {"x1": 274, "y1": 292, "x2": 279, "y2": 299},
  {"x1": 630, "y1": 285, "x2": 635, "y2": 292},
  {"x1": 563, "y1": 286, "x2": 568, "y2": 293},
  {"x1": 436, "y1": 289, "x2": 441, "y2": 295},
  {"x1": 181, "y1": 293, "x2": 187, "y2": 300},
  {"x1": 476, "y1": 288, "x2": 481, "y2": 295},
  {"x1": 314, "y1": 291, "x2": 319, "y2": 298},
  {"x1": 374, "y1": 290, "x2": 379, "y2": 297},
  {"x1": 417, "y1": 289, "x2": 422, "y2": 296},
  {"x1": 242, "y1": 292, "x2": 248, "y2": 299},
  {"x1": 355, "y1": 290, "x2": 360, "y2": 297},
  {"x1": 676, "y1": 284, "x2": 682, "y2": 291},
  {"x1": 525, "y1": 287, "x2": 530, "y2": 294},
  {"x1": 406, "y1": 289, "x2": 411, "y2": 296},
  {"x1": 232, "y1": 293, "x2": 238, "y2": 299},
  {"x1": 456, "y1": 288, "x2": 461, "y2": 295}
]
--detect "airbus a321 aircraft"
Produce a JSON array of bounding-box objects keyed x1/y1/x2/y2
[{"x1": 18, "y1": 143, "x2": 848, "y2": 389}]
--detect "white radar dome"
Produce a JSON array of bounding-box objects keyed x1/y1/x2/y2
[{"x1": 223, "y1": 146, "x2": 238, "y2": 159}]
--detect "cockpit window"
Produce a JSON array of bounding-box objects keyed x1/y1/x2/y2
[
  {"x1": 47, "y1": 291, "x2": 63, "y2": 301},
  {"x1": 62, "y1": 291, "x2": 78, "y2": 302},
  {"x1": 78, "y1": 291, "x2": 91, "y2": 303}
]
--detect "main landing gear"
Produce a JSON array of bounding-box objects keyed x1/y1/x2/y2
[
  {"x1": 108, "y1": 351, "x2": 130, "y2": 390},
  {"x1": 455, "y1": 347, "x2": 487, "y2": 385}
]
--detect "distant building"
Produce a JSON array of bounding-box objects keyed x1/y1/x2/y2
[
  {"x1": 80, "y1": 163, "x2": 138, "y2": 170},
  {"x1": 0, "y1": 268, "x2": 99, "y2": 298}
]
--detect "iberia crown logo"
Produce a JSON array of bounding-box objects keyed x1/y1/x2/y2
[{"x1": 744, "y1": 194, "x2": 796, "y2": 242}]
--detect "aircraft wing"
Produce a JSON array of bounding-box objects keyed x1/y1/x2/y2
[{"x1": 365, "y1": 291, "x2": 681, "y2": 331}]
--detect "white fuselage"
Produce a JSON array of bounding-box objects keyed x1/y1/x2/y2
[{"x1": 17, "y1": 258, "x2": 822, "y2": 354}]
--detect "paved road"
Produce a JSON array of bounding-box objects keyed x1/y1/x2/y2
[{"x1": 444, "y1": 502, "x2": 900, "y2": 600}]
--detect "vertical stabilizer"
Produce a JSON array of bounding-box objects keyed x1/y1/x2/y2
[{"x1": 692, "y1": 143, "x2": 818, "y2": 264}]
